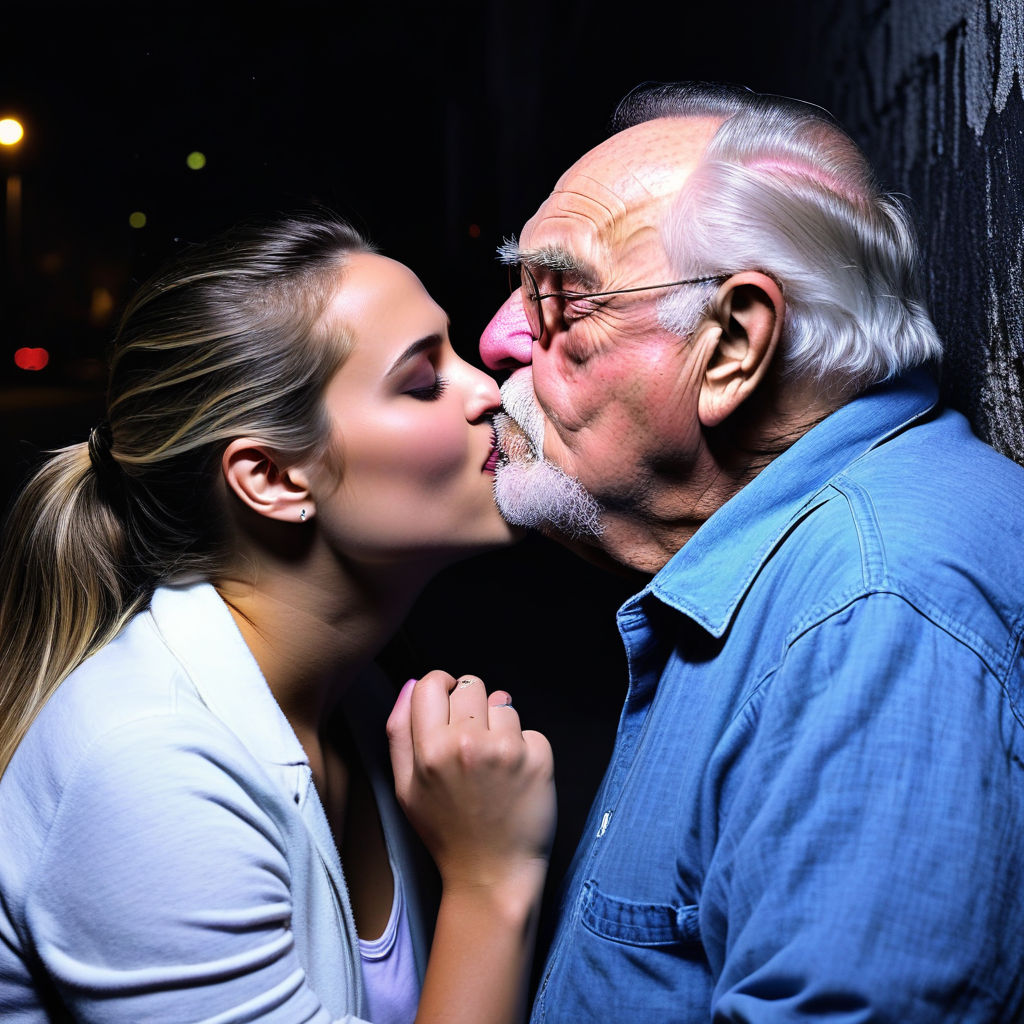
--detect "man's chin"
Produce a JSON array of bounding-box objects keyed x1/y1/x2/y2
[{"x1": 493, "y1": 457, "x2": 604, "y2": 541}]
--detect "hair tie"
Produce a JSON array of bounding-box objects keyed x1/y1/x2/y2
[
  {"x1": 87, "y1": 420, "x2": 112, "y2": 461},
  {"x1": 87, "y1": 421, "x2": 126, "y2": 510}
]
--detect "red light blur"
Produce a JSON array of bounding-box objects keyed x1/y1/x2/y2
[{"x1": 14, "y1": 347, "x2": 49, "y2": 371}]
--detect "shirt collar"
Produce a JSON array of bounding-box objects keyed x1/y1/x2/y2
[
  {"x1": 640, "y1": 368, "x2": 940, "y2": 636},
  {"x1": 147, "y1": 580, "x2": 309, "y2": 767}
]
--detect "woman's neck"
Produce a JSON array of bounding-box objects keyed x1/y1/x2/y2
[{"x1": 214, "y1": 547, "x2": 434, "y2": 741}]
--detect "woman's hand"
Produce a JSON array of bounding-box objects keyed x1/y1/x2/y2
[
  {"x1": 388, "y1": 670, "x2": 555, "y2": 1024},
  {"x1": 387, "y1": 670, "x2": 556, "y2": 896}
]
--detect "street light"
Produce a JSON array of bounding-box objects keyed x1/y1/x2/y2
[
  {"x1": 1, "y1": 116, "x2": 24, "y2": 285},
  {"x1": 0, "y1": 119, "x2": 23, "y2": 146}
]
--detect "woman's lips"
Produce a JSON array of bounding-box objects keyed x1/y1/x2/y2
[{"x1": 483, "y1": 425, "x2": 502, "y2": 474}]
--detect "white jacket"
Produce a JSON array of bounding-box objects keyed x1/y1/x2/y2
[{"x1": 0, "y1": 581, "x2": 433, "y2": 1023}]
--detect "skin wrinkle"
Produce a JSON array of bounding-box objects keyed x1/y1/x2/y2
[
  {"x1": 558, "y1": 175, "x2": 629, "y2": 216},
  {"x1": 485, "y1": 115, "x2": 838, "y2": 572}
]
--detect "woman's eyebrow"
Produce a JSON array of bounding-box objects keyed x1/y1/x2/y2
[{"x1": 386, "y1": 333, "x2": 443, "y2": 377}]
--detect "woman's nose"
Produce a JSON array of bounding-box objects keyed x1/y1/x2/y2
[
  {"x1": 463, "y1": 363, "x2": 502, "y2": 421},
  {"x1": 479, "y1": 290, "x2": 534, "y2": 370}
]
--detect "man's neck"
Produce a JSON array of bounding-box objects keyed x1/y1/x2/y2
[{"x1": 594, "y1": 385, "x2": 846, "y2": 575}]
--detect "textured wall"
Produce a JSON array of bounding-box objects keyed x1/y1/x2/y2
[{"x1": 804, "y1": 0, "x2": 1024, "y2": 463}]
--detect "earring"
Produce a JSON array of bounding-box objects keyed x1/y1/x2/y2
[{"x1": 299, "y1": 508, "x2": 307, "y2": 521}]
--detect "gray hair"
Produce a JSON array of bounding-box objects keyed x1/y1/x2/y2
[{"x1": 613, "y1": 82, "x2": 942, "y2": 392}]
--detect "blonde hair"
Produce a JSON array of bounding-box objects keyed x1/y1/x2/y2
[{"x1": 0, "y1": 212, "x2": 374, "y2": 774}]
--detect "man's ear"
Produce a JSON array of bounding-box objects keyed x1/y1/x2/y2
[
  {"x1": 222, "y1": 438, "x2": 313, "y2": 524},
  {"x1": 697, "y1": 272, "x2": 784, "y2": 428}
]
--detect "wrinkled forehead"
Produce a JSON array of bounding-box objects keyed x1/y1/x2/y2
[{"x1": 520, "y1": 116, "x2": 721, "y2": 281}]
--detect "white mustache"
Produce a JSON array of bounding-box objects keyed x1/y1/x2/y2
[
  {"x1": 498, "y1": 370, "x2": 546, "y2": 454},
  {"x1": 492, "y1": 369, "x2": 604, "y2": 539}
]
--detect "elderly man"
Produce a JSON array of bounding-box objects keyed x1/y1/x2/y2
[{"x1": 480, "y1": 81, "x2": 1024, "y2": 1022}]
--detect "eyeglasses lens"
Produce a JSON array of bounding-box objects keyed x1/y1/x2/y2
[{"x1": 519, "y1": 266, "x2": 542, "y2": 341}]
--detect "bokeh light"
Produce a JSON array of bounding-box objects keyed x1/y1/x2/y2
[
  {"x1": 0, "y1": 118, "x2": 24, "y2": 146},
  {"x1": 14, "y1": 347, "x2": 49, "y2": 371},
  {"x1": 186, "y1": 151, "x2": 206, "y2": 170},
  {"x1": 90, "y1": 287, "x2": 115, "y2": 326},
  {"x1": 129, "y1": 211, "x2": 147, "y2": 229}
]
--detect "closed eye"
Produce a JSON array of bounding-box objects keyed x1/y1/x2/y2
[
  {"x1": 563, "y1": 295, "x2": 604, "y2": 322},
  {"x1": 405, "y1": 375, "x2": 450, "y2": 401}
]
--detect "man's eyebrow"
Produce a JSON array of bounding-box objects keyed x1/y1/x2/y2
[
  {"x1": 385, "y1": 333, "x2": 443, "y2": 377},
  {"x1": 496, "y1": 238, "x2": 600, "y2": 290}
]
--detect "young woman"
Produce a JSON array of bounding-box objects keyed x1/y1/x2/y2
[{"x1": 0, "y1": 213, "x2": 555, "y2": 1024}]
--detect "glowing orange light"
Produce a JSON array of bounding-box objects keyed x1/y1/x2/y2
[
  {"x1": 0, "y1": 118, "x2": 24, "y2": 146},
  {"x1": 14, "y1": 347, "x2": 49, "y2": 371},
  {"x1": 468, "y1": 223, "x2": 481, "y2": 239},
  {"x1": 90, "y1": 287, "x2": 115, "y2": 326}
]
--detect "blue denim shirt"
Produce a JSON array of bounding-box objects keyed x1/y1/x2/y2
[{"x1": 532, "y1": 370, "x2": 1024, "y2": 1022}]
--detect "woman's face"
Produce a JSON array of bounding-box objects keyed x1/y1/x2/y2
[{"x1": 310, "y1": 253, "x2": 516, "y2": 564}]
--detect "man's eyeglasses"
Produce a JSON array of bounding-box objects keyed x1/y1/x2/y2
[{"x1": 515, "y1": 263, "x2": 725, "y2": 342}]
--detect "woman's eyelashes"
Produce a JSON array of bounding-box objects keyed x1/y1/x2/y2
[{"x1": 405, "y1": 374, "x2": 450, "y2": 401}]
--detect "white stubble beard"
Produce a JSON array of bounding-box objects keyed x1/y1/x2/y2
[{"x1": 493, "y1": 371, "x2": 604, "y2": 540}]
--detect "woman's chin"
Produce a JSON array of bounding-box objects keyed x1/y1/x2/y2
[{"x1": 432, "y1": 522, "x2": 526, "y2": 570}]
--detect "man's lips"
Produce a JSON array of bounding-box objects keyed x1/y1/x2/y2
[{"x1": 493, "y1": 411, "x2": 536, "y2": 463}]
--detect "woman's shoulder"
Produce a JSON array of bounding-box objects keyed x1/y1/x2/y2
[
  {"x1": 1, "y1": 584, "x2": 268, "y2": 831},
  {"x1": 0, "y1": 601, "x2": 292, "y2": 921},
  {"x1": 13, "y1": 605, "x2": 192, "y2": 772}
]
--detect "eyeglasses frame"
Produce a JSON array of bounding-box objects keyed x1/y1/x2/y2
[{"x1": 517, "y1": 263, "x2": 726, "y2": 342}]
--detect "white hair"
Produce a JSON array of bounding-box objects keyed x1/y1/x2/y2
[{"x1": 616, "y1": 83, "x2": 943, "y2": 392}]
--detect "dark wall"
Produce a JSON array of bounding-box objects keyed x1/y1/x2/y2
[{"x1": 791, "y1": 0, "x2": 1024, "y2": 465}]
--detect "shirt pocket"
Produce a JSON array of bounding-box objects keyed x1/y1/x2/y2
[{"x1": 579, "y1": 878, "x2": 701, "y2": 948}]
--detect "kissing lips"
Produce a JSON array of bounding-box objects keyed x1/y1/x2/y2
[
  {"x1": 493, "y1": 411, "x2": 536, "y2": 463},
  {"x1": 483, "y1": 425, "x2": 502, "y2": 474}
]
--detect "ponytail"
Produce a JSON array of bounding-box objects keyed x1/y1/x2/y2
[{"x1": 0, "y1": 444, "x2": 149, "y2": 774}]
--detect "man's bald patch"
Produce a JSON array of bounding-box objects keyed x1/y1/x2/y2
[{"x1": 591, "y1": 116, "x2": 724, "y2": 199}]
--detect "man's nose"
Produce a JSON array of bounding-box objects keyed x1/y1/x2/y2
[{"x1": 479, "y1": 290, "x2": 534, "y2": 370}]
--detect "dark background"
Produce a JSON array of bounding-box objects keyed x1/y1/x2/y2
[
  {"x1": 3, "y1": 0, "x2": 1021, "y2": 965},
  {"x1": 0, "y1": 2, "x2": 812, "y2": 913}
]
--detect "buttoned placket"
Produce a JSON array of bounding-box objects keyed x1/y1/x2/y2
[{"x1": 533, "y1": 595, "x2": 667, "y2": 1019}]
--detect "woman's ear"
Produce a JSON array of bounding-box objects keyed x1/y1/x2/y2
[
  {"x1": 221, "y1": 438, "x2": 314, "y2": 524},
  {"x1": 698, "y1": 272, "x2": 785, "y2": 428}
]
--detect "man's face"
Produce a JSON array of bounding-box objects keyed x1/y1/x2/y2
[{"x1": 481, "y1": 117, "x2": 721, "y2": 536}]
